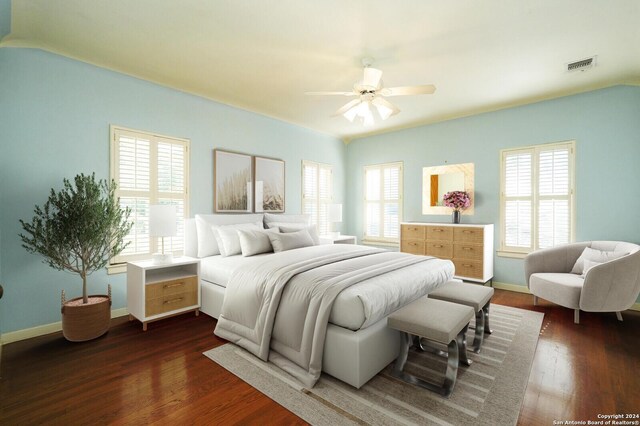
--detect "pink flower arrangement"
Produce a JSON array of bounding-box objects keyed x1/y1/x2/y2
[{"x1": 443, "y1": 191, "x2": 471, "y2": 212}]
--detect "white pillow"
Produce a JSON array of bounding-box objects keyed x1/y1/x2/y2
[
  {"x1": 264, "y1": 213, "x2": 310, "y2": 226},
  {"x1": 581, "y1": 259, "x2": 602, "y2": 277},
  {"x1": 571, "y1": 247, "x2": 628, "y2": 274},
  {"x1": 196, "y1": 216, "x2": 220, "y2": 257},
  {"x1": 268, "y1": 229, "x2": 315, "y2": 253},
  {"x1": 238, "y1": 228, "x2": 279, "y2": 257},
  {"x1": 279, "y1": 224, "x2": 320, "y2": 245},
  {"x1": 213, "y1": 222, "x2": 262, "y2": 257}
]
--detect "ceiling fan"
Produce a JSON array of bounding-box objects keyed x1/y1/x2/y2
[{"x1": 305, "y1": 58, "x2": 436, "y2": 126}]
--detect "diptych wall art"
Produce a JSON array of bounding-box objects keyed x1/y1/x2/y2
[{"x1": 213, "y1": 150, "x2": 285, "y2": 213}]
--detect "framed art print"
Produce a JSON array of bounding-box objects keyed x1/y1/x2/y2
[
  {"x1": 254, "y1": 156, "x2": 285, "y2": 212},
  {"x1": 214, "y1": 149, "x2": 253, "y2": 213}
]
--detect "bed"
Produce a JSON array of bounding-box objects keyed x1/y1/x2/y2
[{"x1": 186, "y1": 214, "x2": 454, "y2": 388}]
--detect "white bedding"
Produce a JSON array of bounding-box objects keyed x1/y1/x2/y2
[{"x1": 200, "y1": 245, "x2": 453, "y2": 331}]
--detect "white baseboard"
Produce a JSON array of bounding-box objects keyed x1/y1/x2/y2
[
  {"x1": 0, "y1": 307, "x2": 129, "y2": 345},
  {"x1": 492, "y1": 281, "x2": 640, "y2": 312}
]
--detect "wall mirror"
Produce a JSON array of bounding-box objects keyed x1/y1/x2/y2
[{"x1": 422, "y1": 163, "x2": 474, "y2": 215}]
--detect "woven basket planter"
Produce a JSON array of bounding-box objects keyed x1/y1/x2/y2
[{"x1": 61, "y1": 285, "x2": 112, "y2": 342}]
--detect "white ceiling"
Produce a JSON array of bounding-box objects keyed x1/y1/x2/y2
[{"x1": 3, "y1": 0, "x2": 640, "y2": 141}]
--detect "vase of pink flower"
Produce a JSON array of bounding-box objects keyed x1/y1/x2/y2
[{"x1": 442, "y1": 191, "x2": 471, "y2": 224}]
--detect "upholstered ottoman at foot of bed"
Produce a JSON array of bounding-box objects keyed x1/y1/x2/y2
[
  {"x1": 388, "y1": 297, "x2": 474, "y2": 397},
  {"x1": 428, "y1": 279, "x2": 494, "y2": 353}
]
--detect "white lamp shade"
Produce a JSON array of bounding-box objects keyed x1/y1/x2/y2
[
  {"x1": 327, "y1": 204, "x2": 343, "y2": 223},
  {"x1": 149, "y1": 205, "x2": 177, "y2": 237}
]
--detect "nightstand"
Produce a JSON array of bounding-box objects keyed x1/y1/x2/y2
[
  {"x1": 319, "y1": 234, "x2": 357, "y2": 245},
  {"x1": 127, "y1": 257, "x2": 200, "y2": 331}
]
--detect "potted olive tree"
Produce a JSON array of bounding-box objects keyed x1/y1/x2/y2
[{"x1": 20, "y1": 173, "x2": 132, "y2": 342}]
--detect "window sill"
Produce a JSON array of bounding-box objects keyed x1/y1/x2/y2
[
  {"x1": 107, "y1": 264, "x2": 127, "y2": 275},
  {"x1": 496, "y1": 251, "x2": 528, "y2": 259},
  {"x1": 362, "y1": 240, "x2": 399, "y2": 248}
]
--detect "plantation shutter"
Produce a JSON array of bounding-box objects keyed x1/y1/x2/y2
[
  {"x1": 537, "y1": 145, "x2": 571, "y2": 249},
  {"x1": 501, "y1": 141, "x2": 574, "y2": 254},
  {"x1": 302, "y1": 160, "x2": 333, "y2": 235},
  {"x1": 111, "y1": 126, "x2": 190, "y2": 264},
  {"x1": 364, "y1": 162, "x2": 403, "y2": 243}
]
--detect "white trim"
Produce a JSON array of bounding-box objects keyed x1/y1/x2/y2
[
  {"x1": 499, "y1": 140, "x2": 576, "y2": 254},
  {"x1": 496, "y1": 251, "x2": 527, "y2": 259},
  {"x1": 0, "y1": 308, "x2": 129, "y2": 345},
  {"x1": 109, "y1": 125, "x2": 191, "y2": 265},
  {"x1": 363, "y1": 161, "x2": 403, "y2": 244}
]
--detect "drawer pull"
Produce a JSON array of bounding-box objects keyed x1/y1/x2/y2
[
  {"x1": 409, "y1": 242, "x2": 417, "y2": 246},
  {"x1": 463, "y1": 230, "x2": 473, "y2": 234},
  {"x1": 433, "y1": 229, "x2": 443, "y2": 232},
  {"x1": 463, "y1": 264, "x2": 473, "y2": 267},
  {"x1": 164, "y1": 282, "x2": 184, "y2": 289},
  {"x1": 462, "y1": 247, "x2": 473, "y2": 251},
  {"x1": 164, "y1": 297, "x2": 183, "y2": 305},
  {"x1": 433, "y1": 244, "x2": 443, "y2": 248}
]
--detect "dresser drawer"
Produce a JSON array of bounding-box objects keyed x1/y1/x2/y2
[
  {"x1": 426, "y1": 226, "x2": 453, "y2": 241},
  {"x1": 401, "y1": 240, "x2": 424, "y2": 255},
  {"x1": 453, "y1": 227, "x2": 484, "y2": 244},
  {"x1": 453, "y1": 259, "x2": 484, "y2": 280},
  {"x1": 146, "y1": 276, "x2": 197, "y2": 299},
  {"x1": 146, "y1": 288, "x2": 198, "y2": 316},
  {"x1": 453, "y1": 243, "x2": 483, "y2": 261},
  {"x1": 401, "y1": 224, "x2": 425, "y2": 240},
  {"x1": 425, "y1": 241, "x2": 453, "y2": 259}
]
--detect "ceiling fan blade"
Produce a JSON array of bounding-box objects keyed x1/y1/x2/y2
[
  {"x1": 333, "y1": 99, "x2": 361, "y2": 117},
  {"x1": 372, "y1": 97, "x2": 400, "y2": 120},
  {"x1": 305, "y1": 91, "x2": 356, "y2": 96},
  {"x1": 380, "y1": 85, "x2": 436, "y2": 96},
  {"x1": 362, "y1": 67, "x2": 383, "y2": 89}
]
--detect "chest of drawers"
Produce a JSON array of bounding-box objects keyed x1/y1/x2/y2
[{"x1": 400, "y1": 223, "x2": 494, "y2": 283}]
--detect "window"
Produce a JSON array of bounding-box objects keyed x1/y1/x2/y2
[
  {"x1": 109, "y1": 126, "x2": 190, "y2": 269},
  {"x1": 302, "y1": 160, "x2": 333, "y2": 235},
  {"x1": 500, "y1": 141, "x2": 575, "y2": 256},
  {"x1": 363, "y1": 162, "x2": 403, "y2": 244}
]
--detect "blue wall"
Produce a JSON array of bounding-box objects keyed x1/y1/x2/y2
[
  {"x1": 346, "y1": 85, "x2": 640, "y2": 289},
  {"x1": 0, "y1": 47, "x2": 345, "y2": 333},
  {"x1": 0, "y1": 0, "x2": 10, "y2": 40}
]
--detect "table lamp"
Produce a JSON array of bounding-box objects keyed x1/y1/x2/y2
[
  {"x1": 150, "y1": 204, "x2": 177, "y2": 263},
  {"x1": 327, "y1": 203, "x2": 343, "y2": 237}
]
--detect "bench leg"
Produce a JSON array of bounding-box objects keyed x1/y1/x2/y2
[
  {"x1": 483, "y1": 302, "x2": 492, "y2": 334},
  {"x1": 472, "y1": 309, "x2": 485, "y2": 353},
  {"x1": 457, "y1": 325, "x2": 472, "y2": 366},
  {"x1": 392, "y1": 332, "x2": 460, "y2": 398}
]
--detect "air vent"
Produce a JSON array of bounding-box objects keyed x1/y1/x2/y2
[{"x1": 567, "y1": 56, "x2": 596, "y2": 72}]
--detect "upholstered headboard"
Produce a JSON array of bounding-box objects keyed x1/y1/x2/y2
[{"x1": 185, "y1": 213, "x2": 264, "y2": 258}]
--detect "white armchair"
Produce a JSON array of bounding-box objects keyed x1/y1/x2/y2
[{"x1": 524, "y1": 241, "x2": 640, "y2": 324}]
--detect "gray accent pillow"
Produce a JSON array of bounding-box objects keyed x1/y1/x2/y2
[
  {"x1": 267, "y1": 229, "x2": 315, "y2": 253},
  {"x1": 237, "y1": 228, "x2": 279, "y2": 257},
  {"x1": 571, "y1": 247, "x2": 628, "y2": 274},
  {"x1": 278, "y1": 224, "x2": 320, "y2": 245}
]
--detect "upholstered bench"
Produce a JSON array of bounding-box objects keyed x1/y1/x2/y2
[
  {"x1": 388, "y1": 297, "x2": 474, "y2": 397},
  {"x1": 428, "y1": 279, "x2": 494, "y2": 353}
]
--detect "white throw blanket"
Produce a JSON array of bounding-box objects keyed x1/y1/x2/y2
[{"x1": 214, "y1": 244, "x2": 453, "y2": 387}]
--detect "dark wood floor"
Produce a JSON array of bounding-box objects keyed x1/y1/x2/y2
[{"x1": 1, "y1": 290, "x2": 638, "y2": 425}]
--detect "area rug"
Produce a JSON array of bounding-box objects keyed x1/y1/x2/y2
[{"x1": 204, "y1": 304, "x2": 543, "y2": 426}]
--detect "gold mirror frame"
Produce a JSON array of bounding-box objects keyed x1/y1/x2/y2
[{"x1": 422, "y1": 163, "x2": 474, "y2": 215}]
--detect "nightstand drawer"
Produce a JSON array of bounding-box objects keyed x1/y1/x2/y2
[
  {"x1": 146, "y1": 276, "x2": 197, "y2": 299},
  {"x1": 425, "y1": 241, "x2": 453, "y2": 259},
  {"x1": 426, "y1": 226, "x2": 453, "y2": 241},
  {"x1": 453, "y1": 227, "x2": 484, "y2": 244},
  {"x1": 146, "y1": 288, "x2": 198, "y2": 316},
  {"x1": 401, "y1": 240, "x2": 424, "y2": 255},
  {"x1": 452, "y1": 259, "x2": 484, "y2": 279},
  {"x1": 453, "y1": 243, "x2": 483, "y2": 261},
  {"x1": 401, "y1": 225, "x2": 425, "y2": 240}
]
